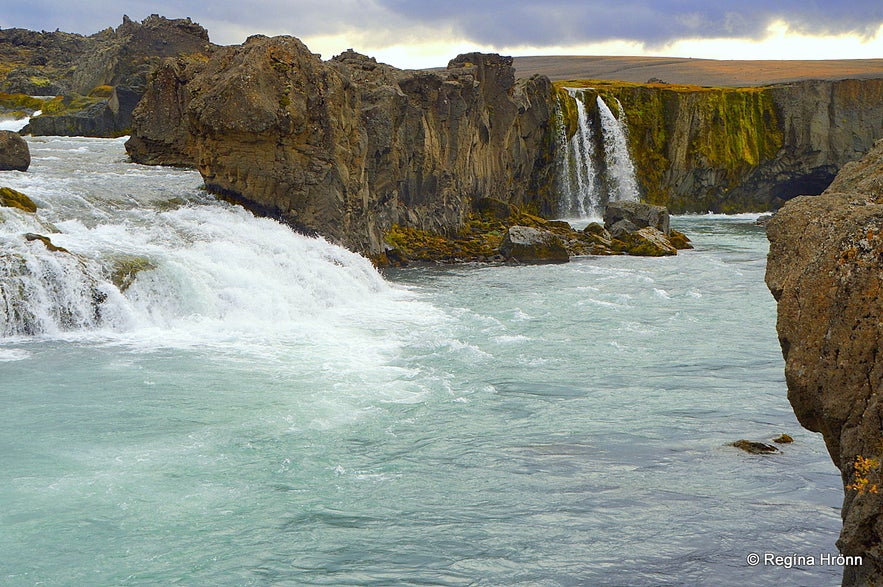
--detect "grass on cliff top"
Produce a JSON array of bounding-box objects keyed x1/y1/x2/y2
[{"x1": 554, "y1": 79, "x2": 774, "y2": 93}]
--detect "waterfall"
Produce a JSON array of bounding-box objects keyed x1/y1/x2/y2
[
  {"x1": 596, "y1": 96, "x2": 640, "y2": 203},
  {"x1": 558, "y1": 89, "x2": 600, "y2": 219},
  {"x1": 556, "y1": 90, "x2": 641, "y2": 219},
  {"x1": 0, "y1": 137, "x2": 425, "y2": 343}
]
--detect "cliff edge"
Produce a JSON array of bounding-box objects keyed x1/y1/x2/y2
[{"x1": 766, "y1": 139, "x2": 883, "y2": 586}]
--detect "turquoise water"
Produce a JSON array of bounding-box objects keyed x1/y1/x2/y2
[{"x1": 1, "y1": 138, "x2": 842, "y2": 586}]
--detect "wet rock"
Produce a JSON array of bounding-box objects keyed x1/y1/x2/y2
[
  {"x1": 667, "y1": 228, "x2": 693, "y2": 250},
  {"x1": 773, "y1": 434, "x2": 794, "y2": 444},
  {"x1": 731, "y1": 440, "x2": 780, "y2": 454},
  {"x1": 604, "y1": 201, "x2": 670, "y2": 234},
  {"x1": 608, "y1": 219, "x2": 639, "y2": 241},
  {"x1": 0, "y1": 186, "x2": 37, "y2": 212},
  {"x1": 0, "y1": 131, "x2": 30, "y2": 171},
  {"x1": 499, "y1": 225, "x2": 569, "y2": 263},
  {"x1": 24, "y1": 233, "x2": 69, "y2": 253},
  {"x1": 621, "y1": 227, "x2": 678, "y2": 257}
]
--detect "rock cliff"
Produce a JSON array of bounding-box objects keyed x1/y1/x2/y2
[
  {"x1": 3, "y1": 15, "x2": 212, "y2": 137},
  {"x1": 766, "y1": 139, "x2": 883, "y2": 586},
  {"x1": 559, "y1": 79, "x2": 883, "y2": 213},
  {"x1": 126, "y1": 36, "x2": 557, "y2": 254}
]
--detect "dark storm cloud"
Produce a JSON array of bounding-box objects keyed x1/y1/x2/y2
[
  {"x1": 2, "y1": 0, "x2": 883, "y2": 47},
  {"x1": 378, "y1": 0, "x2": 883, "y2": 47}
]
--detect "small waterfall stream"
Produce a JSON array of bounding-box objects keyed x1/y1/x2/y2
[{"x1": 557, "y1": 89, "x2": 640, "y2": 219}]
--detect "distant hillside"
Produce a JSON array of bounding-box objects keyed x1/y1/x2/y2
[{"x1": 513, "y1": 55, "x2": 883, "y2": 86}]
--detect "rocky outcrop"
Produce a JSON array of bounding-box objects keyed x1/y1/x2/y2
[
  {"x1": 126, "y1": 36, "x2": 557, "y2": 254},
  {"x1": 0, "y1": 131, "x2": 30, "y2": 171},
  {"x1": 560, "y1": 79, "x2": 883, "y2": 213},
  {"x1": 4, "y1": 15, "x2": 212, "y2": 137},
  {"x1": 766, "y1": 138, "x2": 883, "y2": 586}
]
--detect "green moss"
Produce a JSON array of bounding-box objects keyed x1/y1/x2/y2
[
  {"x1": 38, "y1": 94, "x2": 104, "y2": 116},
  {"x1": 0, "y1": 92, "x2": 45, "y2": 112},
  {"x1": 0, "y1": 187, "x2": 37, "y2": 213},
  {"x1": 552, "y1": 80, "x2": 784, "y2": 211}
]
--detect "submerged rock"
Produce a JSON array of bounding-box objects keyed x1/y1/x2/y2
[
  {"x1": 773, "y1": 434, "x2": 794, "y2": 444},
  {"x1": 0, "y1": 131, "x2": 30, "y2": 171},
  {"x1": 731, "y1": 440, "x2": 779, "y2": 454},
  {"x1": 500, "y1": 225, "x2": 569, "y2": 263}
]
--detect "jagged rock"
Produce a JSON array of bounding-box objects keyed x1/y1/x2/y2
[
  {"x1": 0, "y1": 131, "x2": 30, "y2": 171},
  {"x1": 126, "y1": 38, "x2": 556, "y2": 254},
  {"x1": 667, "y1": 228, "x2": 693, "y2": 250},
  {"x1": 621, "y1": 227, "x2": 678, "y2": 256},
  {"x1": 731, "y1": 440, "x2": 780, "y2": 454},
  {"x1": 0, "y1": 186, "x2": 36, "y2": 211},
  {"x1": 766, "y1": 138, "x2": 883, "y2": 586},
  {"x1": 499, "y1": 225, "x2": 569, "y2": 263},
  {"x1": 604, "y1": 201, "x2": 670, "y2": 234}
]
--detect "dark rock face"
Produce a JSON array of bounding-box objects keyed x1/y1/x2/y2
[
  {"x1": 766, "y1": 138, "x2": 883, "y2": 586},
  {"x1": 604, "y1": 201, "x2": 670, "y2": 234},
  {"x1": 127, "y1": 37, "x2": 557, "y2": 254},
  {"x1": 499, "y1": 225, "x2": 569, "y2": 263},
  {"x1": 0, "y1": 131, "x2": 30, "y2": 171}
]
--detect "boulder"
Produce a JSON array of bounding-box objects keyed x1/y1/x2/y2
[
  {"x1": 0, "y1": 131, "x2": 30, "y2": 171},
  {"x1": 499, "y1": 225, "x2": 569, "y2": 263},
  {"x1": 667, "y1": 228, "x2": 693, "y2": 250},
  {"x1": 621, "y1": 227, "x2": 678, "y2": 257},
  {"x1": 604, "y1": 201, "x2": 670, "y2": 234}
]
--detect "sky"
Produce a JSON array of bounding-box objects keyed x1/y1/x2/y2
[{"x1": 3, "y1": 1, "x2": 883, "y2": 69}]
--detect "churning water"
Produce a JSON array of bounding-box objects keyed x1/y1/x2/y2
[{"x1": 1, "y1": 138, "x2": 842, "y2": 586}]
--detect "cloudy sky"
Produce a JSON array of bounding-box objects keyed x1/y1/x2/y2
[{"x1": 3, "y1": 1, "x2": 883, "y2": 69}]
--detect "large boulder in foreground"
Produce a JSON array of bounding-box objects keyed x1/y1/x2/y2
[
  {"x1": 500, "y1": 226, "x2": 569, "y2": 263},
  {"x1": 766, "y1": 138, "x2": 883, "y2": 586},
  {"x1": 0, "y1": 131, "x2": 30, "y2": 171}
]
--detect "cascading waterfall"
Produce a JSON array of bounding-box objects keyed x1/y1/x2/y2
[
  {"x1": 556, "y1": 89, "x2": 641, "y2": 219},
  {"x1": 557, "y1": 89, "x2": 600, "y2": 219},
  {"x1": 0, "y1": 137, "x2": 430, "y2": 346},
  {"x1": 596, "y1": 96, "x2": 640, "y2": 203}
]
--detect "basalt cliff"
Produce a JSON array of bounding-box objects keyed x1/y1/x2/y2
[
  {"x1": 766, "y1": 139, "x2": 883, "y2": 586},
  {"x1": 125, "y1": 36, "x2": 557, "y2": 254}
]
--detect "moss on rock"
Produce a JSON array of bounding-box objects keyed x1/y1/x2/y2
[{"x1": 0, "y1": 187, "x2": 37, "y2": 212}]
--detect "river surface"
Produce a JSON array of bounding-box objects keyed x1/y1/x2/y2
[{"x1": 0, "y1": 137, "x2": 842, "y2": 586}]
